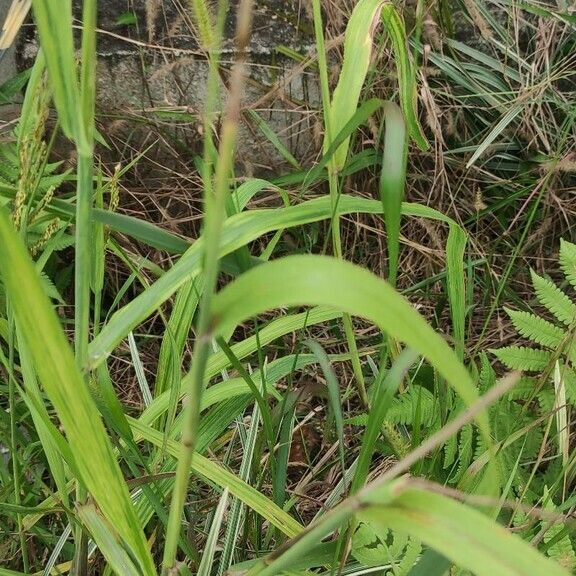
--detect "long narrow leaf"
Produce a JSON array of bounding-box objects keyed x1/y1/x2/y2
[
  {"x1": 380, "y1": 4, "x2": 428, "y2": 150},
  {"x1": 30, "y1": 0, "x2": 81, "y2": 143},
  {"x1": 380, "y1": 102, "x2": 408, "y2": 286},
  {"x1": 446, "y1": 224, "x2": 468, "y2": 360},
  {"x1": 326, "y1": 0, "x2": 385, "y2": 170},
  {"x1": 359, "y1": 486, "x2": 568, "y2": 576},
  {"x1": 88, "y1": 195, "x2": 462, "y2": 368},
  {"x1": 0, "y1": 210, "x2": 156, "y2": 576}
]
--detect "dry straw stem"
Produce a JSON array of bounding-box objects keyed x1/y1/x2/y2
[{"x1": 0, "y1": 0, "x2": 32, "y2": 50}]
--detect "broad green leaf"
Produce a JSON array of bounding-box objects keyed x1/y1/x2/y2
[
  {"x1": 351, "y1": 522, "x2": 390, "y2": 566},
  {"x1": 210, "y1": 255, "x2": 486, "y2": 434},
  {"x1": 358, "y1": 486, "x2": 569, "y2": 576}
]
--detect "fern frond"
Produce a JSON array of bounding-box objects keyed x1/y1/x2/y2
[
  {"x1": 39, "y1": 271, "x2": 64, "y2": 304},
  {"x1": 506, "y1": 377, "x2": 539, "y2": 400},
  {"x1": 504, "y1": 308, "x2": 564, "y2": 348},
  {"x1": 531, "y1": 270, "x2": 576, "y2": 326},
  {"x1": 537, "y1": 389, "x2": 554, "y2": 413},
  {"x1": 542, "y1": 486, "x2": 576, "y2": 571},
  {"x1": 351, "y1": 523, "x2": 388, "y2": 567},
  {"x1": 345, "y1": 414, "x2": 368, "y2": 426},
  {"x1": 443, "y1": 430, "x2": 458, "y2": 470},
  {"x1": 491, "y1": 346, "x2": 551, "y2": 371},
  {"x1": 387, "y1": 386, "x2": 438, "y2": 427},
  {"x1": 559, "y1": 366, "x2": 576, "y2": 406},
  {"x1": 478, "y1": 352, "x2": 496, "y2": 393},
  {"x1": 388, "y1": 530, "x2": 409, "y2": 558},
  {"x1": 451, "y1": 424, "x2": 473, "y2": 483},
  {"x1": 560, "y1": 238, "x2": 576, "y2": 292},
  {"x1": 396, "y1": 537, "x2": 422, "y2": 576},
  {"x1": 44, "y1": 234, "x2": 75, "y2": 252}
]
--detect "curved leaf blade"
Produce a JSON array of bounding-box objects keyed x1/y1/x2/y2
[{"x1": 210, "y1": 255, "x2": 486, "y2": 434}]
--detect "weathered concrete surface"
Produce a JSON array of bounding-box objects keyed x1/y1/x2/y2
[{"x1": 12, "y1": 0, "x2": 320, "y2": 171}]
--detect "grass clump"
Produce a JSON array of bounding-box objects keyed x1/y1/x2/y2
[{"x1": 0, "y1": 0, "x2": 575, "y2": 575}]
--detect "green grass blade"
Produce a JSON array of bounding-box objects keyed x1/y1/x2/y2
[
  {"x1": 446, "y1": 224, "x2": 468, "y2": 360},
  {"x1": 380, "y1": 102, "x2": 408, "y2": 286},
  {"x1": 380, "y1": 5, "x2": 428, "y2": 150},
  {"x1": 154, "y1": 278, "x2": 202, "y2": 438},
  {"x1": 406, "y1": 549, "x2": 452, "y2": 576},
  {"x1": 351, "y1": 348, "x2": 420, "y2": 494},
  {"x1": 326, "y1": 0, "x2": 384, "y2": 170},
  {"x1": 88, "y1": 195, "x2": 460, "y2": 368},
  {"x1": 128, "y1": 332, "x2": 153, "y2": 407},
  {"x1": 218, "y1": 400, "x2": 261, "y2": 574},
  {"x1": 246, "y1": 110, "x2": 301, "y2": 169},
  {"x1": 30, "y1": 0, "x2": 80, "y2": 142},
  {"x1": 128, "y1": 417, "x2": 303, "y2": 538},
  {"x1": 465, "y1": 105, "x2": 523, "y2": 168},
  {"x1": 77, "y1": 505, "x2": 143, "y2": 576},
  {"x1": 198, "y1": 489, "x2": 229, "y2": 576},
  {"x1": 304, "y1": 339, "x2": 346, "y2": 478},
  {"x1": 140, "y1": 308, "x2": 341, "y2": 428},
  {"x1": 0, "y1": 568, "x2": 28, "y2": 576},
  {"x1": 79, "y1": 0, "x2": 96, "y2": 144},
  {"x1": 232, "y1": 178, "x2": 282, "y2": 212},
  {"x1": 0, "y1": 210, "x2": 156, "y2": 576},
  {"x1": 246, "y1": 506, "x2": 355, "y2": 576}
]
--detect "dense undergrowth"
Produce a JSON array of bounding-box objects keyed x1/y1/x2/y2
[{"x1": 0, "y1": 0, "x2": 576, "y2": 575}]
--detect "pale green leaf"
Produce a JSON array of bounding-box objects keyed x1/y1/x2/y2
[{"x1": 358, "y1": 486, "x2": 569, "y2": 576}]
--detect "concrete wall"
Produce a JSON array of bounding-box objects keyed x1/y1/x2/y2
[{"x1": 2, "y1": 0, "x2": 321, "y2": 171}]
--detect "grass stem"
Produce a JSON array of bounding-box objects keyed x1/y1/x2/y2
[{"x1": 162, "y1": 1, "x2": 254, "y2": 571}]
